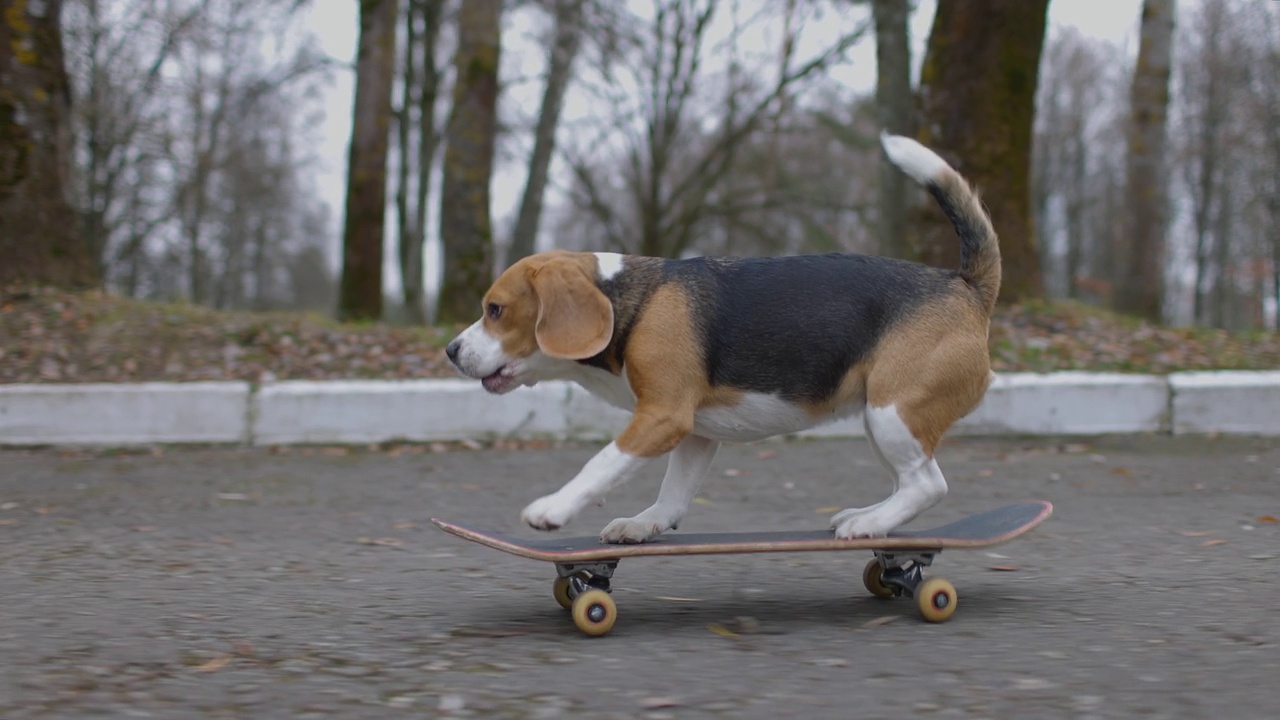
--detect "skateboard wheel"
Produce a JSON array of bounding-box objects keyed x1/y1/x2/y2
[
  {"x1": 915, "y1": 578, "x2": 957, "y2": 623},
  {"x1": 553, "y1": 576, "x2": 574, "y2": 610},
  {"x1": 862, "y1": 559, "x2": 895, "y2": 599},
  {"x1": 571, "y1": 589, "x2": 617, "y2": 637}
]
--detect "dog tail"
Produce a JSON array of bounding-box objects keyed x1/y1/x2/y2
[{"x1": 880, "y1": 132, "x2": 1001, "y2": 313}]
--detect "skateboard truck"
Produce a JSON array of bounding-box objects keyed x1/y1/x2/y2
[
  {"x1": 552, "y1": 562, "x2": 618, "y2": 636},
  {"x1": 864, "y1": 550, "x2": 957, "y2": 622}
]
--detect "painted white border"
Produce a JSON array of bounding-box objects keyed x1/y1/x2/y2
[{"x1": 1, "y1": 372, "x2": 1277, "y2": 446}]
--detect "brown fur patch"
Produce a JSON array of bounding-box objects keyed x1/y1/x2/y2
[
  {"x1": 864, "y1": 288, "x2": 992, "y2": 454},
  {"x1": 615, "y1": 283, "x2": 739, "y2": 456},
  {"x1": 481, "y1": 251, "x2": 609, "y2": 362}
]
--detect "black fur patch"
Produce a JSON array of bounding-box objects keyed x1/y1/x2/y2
[{"x1": 665, "y1": 254, "x2": 958, "y2": 402}]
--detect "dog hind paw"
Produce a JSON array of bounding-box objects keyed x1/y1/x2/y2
[{"x1": 831, "y1": 508, "x2": 894, "y2": 539}]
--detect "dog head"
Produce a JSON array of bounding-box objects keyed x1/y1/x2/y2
[{"x1": 446, "y1": 251, "x2": 615, "y2": 394}]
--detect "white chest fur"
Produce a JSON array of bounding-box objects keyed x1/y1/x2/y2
[
  {"x1": 693, "y1": 392, "x2": 861, "y2": 442},
  {"x1": 562, "y1": 366, "x2": 860, "y2": 443}
]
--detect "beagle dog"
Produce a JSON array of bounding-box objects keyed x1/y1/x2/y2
[{"x1": 446, "y1": 133, "x2": 999, "y2": 544}]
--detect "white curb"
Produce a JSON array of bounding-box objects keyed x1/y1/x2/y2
[
  {"x1": 954, "y1": 372, "x2": 1171, "y2": 436},
  {"x1": 0, "y1": 382, "x2": 251, "y2": 445},
  {"x1": 1, "y1": 371, "x2": 1276, "y2": 446},
  {"x1": 1169, "y1": 371, "x2": 1280, "y2": 435}
]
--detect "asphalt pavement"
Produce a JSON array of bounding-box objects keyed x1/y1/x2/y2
[{"x1": 2, "y1": 434, "x2": 1279, "y2": 719}]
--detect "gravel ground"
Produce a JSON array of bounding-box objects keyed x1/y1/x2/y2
[{"x1": 2, "y1": 435, "x2": 1279, "y2": 719}]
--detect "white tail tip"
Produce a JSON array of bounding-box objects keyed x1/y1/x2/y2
[{"x1": 880, "y1": 132, "x2": 951, "y2": 186}]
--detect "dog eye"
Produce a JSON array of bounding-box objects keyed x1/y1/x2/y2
[{"x1": 486, "y1": 303, "x2": 503, "y2": 320}]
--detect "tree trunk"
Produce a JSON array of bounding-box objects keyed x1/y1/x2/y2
[
  {"x1": 396, "y1": 0, "x2": 448, "y2": 322},
  {"x1": 339, "y1": 0, "x2": 399, "y2": 321},
  {"x1": 394, "y1": 0, "x2": 417, "y2": 321},
  {"x1": 912, "y1": 0, "x2": 1048, "y2": 304},
  {"x1": 413, "y1": 0, "x2": 444, "y2": 322},
  {"x1": 1115, "y1": 0, "x2": 1175, "y2": 322},
  {"x1": 871, "y1": 0, "x2": 912, "y2": 259},
  {"x1": 507, "y1": 0, "x2": 585, "y2": 266},
  {"x1": 437, "y1": 0, "x2": 501, "y2": 324},
  {"x1": 0, "y1": 0, "x2": 99, "y2": 289}
]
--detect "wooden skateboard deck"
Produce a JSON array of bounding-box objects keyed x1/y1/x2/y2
[
  {"x1": 430, "y1": 501, "x2": 1053, "y2": 562},
  {"x1": 431, "y1": 501, "x2": 1052, "y2": 636}
]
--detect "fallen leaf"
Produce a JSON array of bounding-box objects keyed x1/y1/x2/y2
[
  {"x1": 860, "y1": 615, "x2": 900, "y2": 629},
  {"x1": 1178, "y1": 530, "x2": 1213, "y2": 537},
  {"x1": 33, "y1": 507, "x2": 54, "y2": 515},
  {"x1": 438, "y1": 694, "x2": 466, "y2": 712},
  {"x1": 756, "y1": 449, "x2": 778, "y2": 459},
  {"x1": 989, "y1": 565, "x2": 1021, "y2": 572},
  {"x1": 654, "y1": 596, "x2": 702, "y2": 603},
  {"x1": 708, "y1": 624, "x2": 738, "y2": 638},
  {"x1": 216, "y1": 493, "x2": 249, "y2": 501},
  {"x1": 392, "y1": 522, "x2": 416, "y2": 530},
  {"x1": 1256, "y1": 516, "x2": 1278, "y2": 524},
  {"x1": 0, "y1": 519, "x2": 19, "y2": 526},
  {"x1": 639, "y1": 697, "x2": 682, "y2": 710},
  {"x1": 692, "y1": 497, "x2": 713, "y2": 506},
  {"x1": 357, "y1": 537, "x2": 404, "y2": 547},
  {"x1": 814, "y1": 506, "x2": 842, "y2": 514},
  {"x1": 723, "y1": 468, "x2": 745, "y2": 477},
  {"x1": 1202, "y1": 539, "x2": 1228, "y2": 547},
  {"x1": 194, "y1": 654, "x2": 231, "y2": 672},
  {"x1": 977, "y1": 469, "x2": 994, "y2": 477},
  {"x1": 1111, "y1": 467, "x2": 1133, "y2": 476}
]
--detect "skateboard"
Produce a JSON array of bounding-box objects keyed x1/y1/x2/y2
[{"x1": 431, "y1": 500, "x2": 1052, "y2": 637}]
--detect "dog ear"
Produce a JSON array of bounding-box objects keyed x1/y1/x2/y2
[{"x1": 530, "y1": 260, "x2": 615, "y2": 360}]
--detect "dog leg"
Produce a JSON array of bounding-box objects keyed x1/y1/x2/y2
[
  {"x1": 521, "y1": 442, "x2": 650, "y2": 531},
  {"x1": 599, "y1": 434, "x2": 720, "y2": 544},
  {"x1": 831, "y1": 404, "x2": 947, "y2": 538}
]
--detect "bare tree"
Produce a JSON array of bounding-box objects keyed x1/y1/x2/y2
[
  {"x1": 871, "y1": 0, "x2": 911, "y2": 259},
  {"x1": 913, "y1": 0, "x2": 1049, "y2": 304},
  {"x1": 1033, "y1": 28, "x2": 1117, "y2": 300},
  {"x1": 67, "y1": 0, "x2": 201, "y2": 281},
  {"x1": 563, "y1": 0, "x2": 869, "y2": 259},
  {"x1": 0, "y1": 0, "x2": 99, "y2": 288},
  {"x1": 1254, "y1": 5, "x2": 1280, "y2": 327},
  {"x1": 340, "y1": 0, "x2": 400, "y2": 321},
  {"x1": 1115, "y1": 0, "x2": 1175, "y2": 321},
  {"x1": 437, "y1": 0, "x2": 501, "y2": 324},
  {"x1": 395, "y1": 0, "x2": 446, "y2": 324},
  {"x1": 507, "y1": 0, "x2": 587, "y2": 265}
]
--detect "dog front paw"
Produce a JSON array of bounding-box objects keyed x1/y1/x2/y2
[
  {"x1": 520, "y1": 494, "x2": 576, "y2": 531},
  {"x1": 599, "y1": 517, "x2": 664, "y2": 544}
]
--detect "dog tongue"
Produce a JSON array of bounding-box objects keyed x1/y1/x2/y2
[{"x1": 481, "y1": 372, "x2": 509, "y2": 393}]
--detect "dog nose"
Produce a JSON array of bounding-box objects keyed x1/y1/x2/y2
[{"x1": 445, "y1": 340, "x2": 461, "y2": 364}]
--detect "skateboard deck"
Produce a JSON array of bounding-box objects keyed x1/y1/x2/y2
[
  {"x1": 431, "y1": 501, "x2": 1052, "y2": 563},
  {"x1": 431, "y1": 501, "x2": 1052, "y2": 636}
]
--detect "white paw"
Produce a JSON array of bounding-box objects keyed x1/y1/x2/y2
[
  {"x1": 520, "y1": 494, "x2": 577, "y2": 531},
  {"x1": 599, "y1": 510, "x2": 675, "y2": 544},
  {"x1": 829, "y1": 504, "x2": 881, "y2": 530},
  {"x1": 832, "y1": 509, "x2": 894, "y2": 539}
]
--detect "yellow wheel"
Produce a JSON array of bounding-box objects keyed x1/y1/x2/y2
[
  {"x1": 862, "y1": 559, "x2": 895, "y2": 599},
  {"x1": 915, "y1": 577, "x2": 957, "y2": 623},
  {"x1": 552, "y1": 576, "x2": 574, "y2": 610},
  {"x1": 571, "y1": 589, "x2": 617, "y2": 637}
]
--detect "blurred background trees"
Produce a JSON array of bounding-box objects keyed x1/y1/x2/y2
[{"x1": 1, "y1": 0, "x2": 1277, "y2": 331}]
